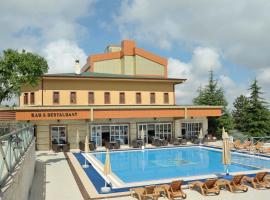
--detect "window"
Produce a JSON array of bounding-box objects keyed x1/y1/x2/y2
[
  {"x1": 155, "y1": 123, "x2": 172, "y2": 140},
  {"x1": 137, "y1": 123, "x2": 172, "y2": 144},
  {"x1": 23, "y1": 93, "x2": 28, "y2": 105},
  {"x1": 90, "y1": 124, "x2": 129, "y2": 146},
  {"x1": 136, "y1": 93, "x2": 141, "y2": 104},
  {"x1": 30, "y1": 92, "x2": 35, "y2": 105},
  {"x1": 110, "y1": 125, "x2": 129, "y2": 145},
  {"x1": 70, "y1": 92, "x2": 76, "y2": 104},
  {"x1": 150, "y1": 93, "x2": 155, "y2": 104},
  {"x1": 88, "y1": 92, "x2": 94, "y2": 104},
  {"x1": 181, "y1": 122, "x2": 203, "y2": 140},
  {"x1": 53, "y1": 92, "x2": 59, "y2": 104},
  {"x1": 164, "y1": 93, "x2": 169, "y2": 104},
  {"x1": 119, "y1": 92, "x2": 125, "y2": 104},
  {"x1": 104, "y1": 92, "x2": 110, "y2": 104},
  {"x1": 51, "y1": 126, "x2": 67, "y2": 144}
]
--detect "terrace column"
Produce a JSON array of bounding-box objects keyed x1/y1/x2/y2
[
  {"x1": 174, "y1": 119, "x2": 181, "y2": 138},
  {"x1": 129, "y1": 122, "x2": 137, "y2": 146}
]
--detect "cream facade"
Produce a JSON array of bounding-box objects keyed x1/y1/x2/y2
[
  {"x1": 20, "y1": 78, "x2": 176, "y2": 106},
  {"x1": 1, "y1": 40, "x2": 222, "y2": 150},
  {"x1": 84, "y1": 40, "x2": 168, "y2": 77},
  {"x1": 92, "y1": 55, "x2": 165, "y2": 77}
]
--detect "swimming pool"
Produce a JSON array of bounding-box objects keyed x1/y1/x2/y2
[{"x1": 87, "y1": 146, "x2": 270, "y2": 185}]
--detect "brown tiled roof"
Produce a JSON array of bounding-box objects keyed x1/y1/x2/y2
[{"x1": 0, "y1": 110, "x2": 16, "y2": 121}]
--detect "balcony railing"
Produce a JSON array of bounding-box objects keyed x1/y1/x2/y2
[{"x1": 0, "y1": 125, "x2": 34, "y2": 186}]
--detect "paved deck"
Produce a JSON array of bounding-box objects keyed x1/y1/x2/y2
[
  {"x1": 29, "y1": 151, "x2": 83, "y2": 200},
  {"x1": 29, "y1": 144, "x2": 270, "y2": 200},
  {"x1": 112, "y1": 188, "x2": 270, "y2": 200}
]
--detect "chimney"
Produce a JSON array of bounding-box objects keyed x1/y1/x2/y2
[{"x1": 75, "y1": 59, "x2": 80, "y2": 75}]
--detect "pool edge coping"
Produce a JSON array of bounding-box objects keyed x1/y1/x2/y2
[{"x1": 69, "y1": 144, "x2": 270, "y2": 198}]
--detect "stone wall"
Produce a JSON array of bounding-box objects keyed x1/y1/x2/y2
[{"x1": 0, "y1": 140, "x2": 36, "y2": 200}]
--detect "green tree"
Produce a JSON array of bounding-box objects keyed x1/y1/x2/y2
[
  {"x1": 246, "y1": 79, "x2": 270, "y2": 136},
  {"x1": 232, "y1": 95, "x2": 250, "y2": 132},
  {"x1": 193, "y1": 70, "x2": 234, "y2": 137},
  {"x1": 193, "y1": 71, "x2": 227, "y2": 106},
  {"x1": 0, "y1": 49, "x2": 48, "y2": 104}
]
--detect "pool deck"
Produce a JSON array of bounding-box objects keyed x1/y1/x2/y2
[
  {"x1": 29, "y1": 142, "x2": 270, "y2": 200},
  {"x1": 29, "y1": 151, "x2": 84, "y2": 200}
]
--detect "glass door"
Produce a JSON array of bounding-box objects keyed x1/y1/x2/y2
[
  {"x1": 181, "y1": 122, "x2": 202, "y2": 139},
  {"x1": 91, "y1": 125, "x2": 102, "y2": 147},
  {"x1": 110, "y1": 125, "x2": 129, "y2": 144},
  {"x1": 51, "y1": 126, "x2": 67, "y2": 144},
  {"x1": 155, "y1": 123, "x2": 172, "y2": 140},
  {"x1": 137, "y1": 124, "x2": 148, "y2": 144}
]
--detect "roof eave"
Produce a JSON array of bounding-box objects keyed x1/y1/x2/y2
[{"x1": 42, "y1": 75, "x2": 186, "y2": 83}]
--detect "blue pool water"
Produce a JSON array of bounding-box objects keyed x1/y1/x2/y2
[{"x1": 92, "y1": 147, "x2": 270, "y2": 183}]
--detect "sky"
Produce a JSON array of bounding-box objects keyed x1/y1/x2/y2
[{"x1": 1, "y1": 0, "x2": 270, "y2": 107}]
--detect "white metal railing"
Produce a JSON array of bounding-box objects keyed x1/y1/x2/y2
[
  {"x1": 0, "y1": 125, "x2": 34, "y2": 186},
  {"x1": 251, "y1": 136, "x2": 270, "y2": 145}
]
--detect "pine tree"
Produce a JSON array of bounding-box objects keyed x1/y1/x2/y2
[
  {"x1": 193, "y1": 70, "x2": 228, "y2": 106},
  {"x1": 246, "y1": 79, "x2": 270, "y2": 136},
  {"x1": 232, "y1": 95, "x2": 250, "y2": 132},
  {"x1": 193, "y1": 70, "x2": 234, "y2": 138}
]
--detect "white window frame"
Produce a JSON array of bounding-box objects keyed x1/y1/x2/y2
[{"x1": 51, "y1": 126, "x2": 67, "y2": 144}]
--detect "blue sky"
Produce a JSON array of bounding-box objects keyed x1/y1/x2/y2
[{"x1": 1, "y1": 0, "x2": 270, "y2": 106}]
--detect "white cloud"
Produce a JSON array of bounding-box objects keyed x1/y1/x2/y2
[
  {"x1": 191, "y1": 47, "x2": 221, "y2": 73},
  {"x1": 219, "y1": 75, "x2": 246, "y2": 107},
  {"x1": 115, "y1": 0, "x2": 270, "y2": 69},
  {"x1": 0, "y1": 0, "x2": 94, "y2": 45},
  {"x1": 168, "y1": 47, "x2": 244, "y2": 107},
  {"x1": 0, "y1": 0, "x2": 94, "y2": 105},
  {"x1": 115, "y1": 0, "x2": 270, "y2": 106},
  {"x1": 0, "y1": 0, "x2": 94, "y2": 64},
  {"x1": 43, "y1": 39, "x2": 87, "y2": 74},
  {"x1": 257, "y1": 69, "x2": 270, "y2": 103}
]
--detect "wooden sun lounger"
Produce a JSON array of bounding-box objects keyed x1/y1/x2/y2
[
  {"x1": 235, "y1": 140, "x2": 251, "y2": 150},
  {"x1": 247, "y1": 141, "x2": 263, "y2": 152},
  {"x1": 226, "y1": 175, "x2": 248, "y2": 192},
  {"x1": 130, "y1": 187, "x2": 145, "y2": 200},
  {"x1": 259, "y1": 147, "x2": 270, "y2": 154},
  {"x1": 162, "y1": 180, "x2": 187, "y2": 199},
  {"x1": 232, "y1": 140, "x2": 241, "y2": 149},
  {"x1": 245, "y1": 172, "x2": 270, "y2": 189},
  {"x1": 131, "y1": 185, "x2": 160, "y2": 200},
  {"x1": 189, "y1": 179, "x2": 220, "y2": 196},
  {"x1": 143, "y1": 185, "x2": 159, "y2": 200}
]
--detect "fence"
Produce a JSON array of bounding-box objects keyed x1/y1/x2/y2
[
  {"x1": 0, "y1": 125, "x2": 34, "y2": 186},
  {"x1": 251, "y1": 136, "x2": 270, "y2": 145}
]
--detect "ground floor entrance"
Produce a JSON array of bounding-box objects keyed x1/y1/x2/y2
[
  {"x1": 137, "y1": 122, "x2": 173, "y2": 144},
  {"x1": 181, "y1": 122, "x2": 203, "y2": 140},
  {"x1": 90, "y1": 124, "x2": 129, "y2": 147},
  {"x1": 11, "y1": 117, "x2": 208, "y2": 150},
  {"x1": 51, "y1": 126, "x2": 67, "y2": 144}
]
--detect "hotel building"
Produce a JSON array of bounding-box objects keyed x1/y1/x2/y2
[{"x1": 0, "y1": 40, "x2": 221, "y2": 150}]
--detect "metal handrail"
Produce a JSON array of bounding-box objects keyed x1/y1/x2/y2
[
  {"x1": 0, "y1": 125, "x2": 34, "y2": 186},
  {"x1": 251, "y1": 136, "x2": 270, "y2": 145}
]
